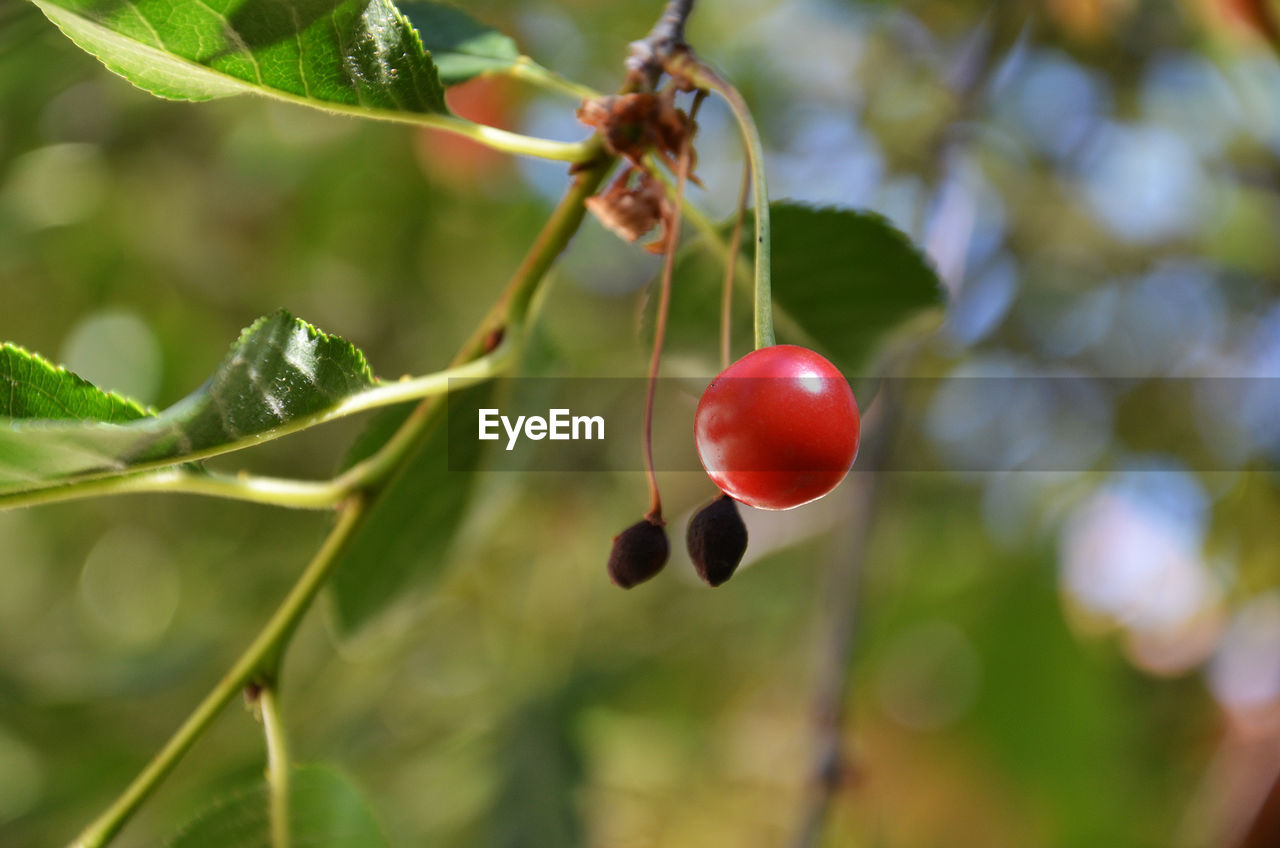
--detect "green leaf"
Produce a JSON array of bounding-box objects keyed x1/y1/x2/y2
[
  {"x1": 400, "y1": 1, "x2": 521, "y2": 86},
  {"x1": 326, "y1": 380, "x2": 493, "y2": 637},
  {"x1": 168, "y1": 764, "x2": 387, "y2": 848},
  {"x1": 769, "y1": 204, "x2": 945, "y2": 370},
  {"x1": 669, "y1": 203, "x2": 946, "y2": 375},
  {"x1": 30, "y1": 0, "x2": 448, "y2": 114},
  {"x1": 0, "y1": 310, "x2": 375, "y2": 493},
  {"x1": 0, "y1": 343, "x2": 152, "y2": 422}
]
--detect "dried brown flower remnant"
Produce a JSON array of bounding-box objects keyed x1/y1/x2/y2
[
  {"x1": 579, "y1": 89, "x2": 700, "y2": 252},
  {"x1": 585, "y1": 167, "x2": 669, "y2": 245},
  {"x1": 577, "y1": 92, "x2": 698, "y2": 178}
]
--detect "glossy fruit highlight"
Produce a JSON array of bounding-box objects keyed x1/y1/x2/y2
[{"x1": 693, "y1": 345, "x2": 860, "y2": 510}]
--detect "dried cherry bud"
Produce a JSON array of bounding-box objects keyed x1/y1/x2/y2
[
  {"x1": 607, "y1": 518, "x2": 669, "y2": 589},
  {"x1": 686, "y1": 495, "x2": 748, "y2": 587}
]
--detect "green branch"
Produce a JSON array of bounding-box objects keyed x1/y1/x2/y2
[
  {"x1": 414, "y1": 113, "x2": 593, "y2": 162},
  {"x1": 339, "y1": 139, "x2": 615, "y2": 493},
  {"x1": 0, "y1": 467, "x2": 344, "y2": 512},
  {"x1": 66, "y1": 138, "x2": 616, "y2": 848},
  {"x1": 0, "y1": 334, "x2": 520, "y2": 513},
  {"x1": 508, "y1": 57, "x2": 602, "y2": 101},
  {"x1": 67, "y1": 500, "x2": 365, "y2": 848},
  {"x1": 259, "y1": 688, "x2": 291, "y2": 848}
]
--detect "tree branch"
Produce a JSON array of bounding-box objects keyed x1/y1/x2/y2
[
  {"x1": 66, "y1": 141, "x2": 617, "y2": 848},
  {"x1": 788, "y1": 397, "x2": 896, "y2": 848},
  {"x1": 67, "y1": 500, "x2": 366, "y2": 848},
  {"x1": 259, "y1": 688, "x2": 291, "y2": 848},
  {"x1": 627, "y1": 0, "x2": 697, "y2": 89}
]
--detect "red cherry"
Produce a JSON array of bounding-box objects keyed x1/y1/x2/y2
[{"x1": 694, "y1": 345, "x2": 860, "y2": 510}]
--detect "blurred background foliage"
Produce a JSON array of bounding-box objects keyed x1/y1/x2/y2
[{"x1": 4, "y1": 0, "x2": 1280, "y2": 845}]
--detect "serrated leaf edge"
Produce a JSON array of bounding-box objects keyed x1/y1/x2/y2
[
  {"x1": 0, "y1": 341, "x2": 155, "y2": 421},
  {"x1": 237, "y1": 309, "x2": 376, "y2": 386}
]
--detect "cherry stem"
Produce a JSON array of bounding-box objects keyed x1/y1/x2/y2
[
  {"x1": 644, "y1": 91, "x2": 706, "y2": 522},
  {"x1": 667, "y1": 55, "x2": 774, "y2": 349},
  {"x1": 721, "y1": 161, "x2": 750, "y2": 368}
]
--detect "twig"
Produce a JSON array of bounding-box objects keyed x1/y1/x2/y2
[
  {"x1": 259, "y1": 688, "x2": 291, "y2": 848},
  {"x1": 0, "y1": 467, "x2": 345, "y2": 512},
  {"x1": 627, "y1": 0, "x2": 697, "y2": 89},
  {"x1": 67, "y1": 500, "x2": 366, "y2": 848},
  {"x1": 788, "y1": 396, "x2": 896, "y2": 848},
  {"x1": 508, "y1": 56, "x2": 603, "y2": 101},
  {"x1": 65, "y1": 143, "x2": 617, "y2": 848},
  {"x1": 789, "y1": 18, "x2": 1012, "y2": 845},
  {"x1": 0, "y1": 336, "x2": 519, "y2": 513}
]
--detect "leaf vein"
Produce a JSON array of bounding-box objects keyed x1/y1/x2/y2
[
  {"x1": 191, "y1": 0, "x2": 264, "y2": 86},
  {"x1": 288, "y1": 3, "x2": 312, "y2": 98},
  {"x1": 119, "y1": 0, "x2": 166, "y2": 51}
]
